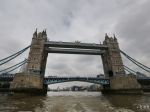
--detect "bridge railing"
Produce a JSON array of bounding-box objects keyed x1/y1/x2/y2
[{"x1": 44, "y1": 76, "x2": 110, "y2": 85}]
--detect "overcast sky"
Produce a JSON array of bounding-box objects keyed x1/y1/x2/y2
[{"x1": 0, "y1": 0, "x2": 150, "y2": 82}]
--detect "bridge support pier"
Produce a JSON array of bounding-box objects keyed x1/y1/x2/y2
[
  {"x1": 102, "y1": 75, "x2": 143, "y2": 94},
  {"x1": 10, "y1": 73, "x2": 47, "y2": 95}
]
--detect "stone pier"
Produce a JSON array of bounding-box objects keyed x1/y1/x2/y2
[
  {"x1": 102, "y1": 75, "x2": 143, "y2": 94},
  {"x1": 10, "y1": 73, "x2": 47, "y2": 94}
]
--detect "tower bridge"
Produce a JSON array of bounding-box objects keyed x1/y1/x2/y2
[{"x1": 0, "y1": 29, "x2": 150, "y2": 94}]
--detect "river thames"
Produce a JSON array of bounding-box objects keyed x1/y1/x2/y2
[{"x1": 0, "y1": 92, "x2": 150, "y2": 112}]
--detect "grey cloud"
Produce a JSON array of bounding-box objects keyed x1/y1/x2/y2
[
  {"x1": 113, "y1": 0, "x2": 150, "y2": 73},
  {"x1": 46, "y1": 54, "x2": 102, "y2": 76},
  {"x1": 0, "y1": 0, "x2": 149, "y2": 76}
]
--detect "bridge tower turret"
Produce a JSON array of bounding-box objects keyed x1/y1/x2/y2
[{"x1": 102, "y1": 34, "x2": 125, "y2": 77}]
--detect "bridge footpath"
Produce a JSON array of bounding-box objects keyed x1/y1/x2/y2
[
  {"x1": 0, "y1": 74, "x2": 150, "y2": 92},
  {"x1": 44, "y1": 77, "x2": 109, "y2": 85}
]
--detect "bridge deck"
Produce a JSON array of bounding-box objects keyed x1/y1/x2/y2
[
  {"x1": 1, "y1": 75, "x2": 150, "y2": 87},
  {"x1": 44, "y1": 77, "x2": 110, "y2": 85},
  {"x1": 45, "y1": 48, "x2": 105, "y2": 55},
  {"x1": 45, "y1": 41, "x2": 108, "y2": 50},
  {"x1": 137, "y1": 78, "x2": 150, "y2": 85}
]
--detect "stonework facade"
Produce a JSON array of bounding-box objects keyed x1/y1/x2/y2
[
  {"x1": 102, "y1": 34, "x2": 125, "y2": 77},
  {"x1": 10, "y1": 30, "x2": 142, "y2": 94},
  {"x1": 26, "y1": 30, "x2": 48, "y2": 77},
  {"x1": 26, "y1": 31, "x2": 125, "y2": 78},
  {"x1": 10, "y1": 73, "x2": 43, "y2": 89},
  {"x1": 109, "y1": 75, "x2": 141, "y2": 89}
]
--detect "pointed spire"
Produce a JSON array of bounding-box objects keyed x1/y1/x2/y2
[
  {"x1": 105, "y1": 33, "x2": 109, "y2": 40},
  {"x1": 113, "y1": 34, "x2": 117, "y2": 41},
  {"x1": 45, "y1": 29, "x2": 47, "y2": 36},
  {"x1": 42, "y1": 30, "x2": 45, "y2": 35},
  {"x1": 105, "y1": 33, "x2": 108, "y2": 37},
  {"x1": 33, "y1": 28, "x2": 37, "y2": 37},
  {"x1": 42, "y1": 29, "x2": 47, "y2": 36}
]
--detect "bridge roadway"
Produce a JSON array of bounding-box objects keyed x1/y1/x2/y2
[
  {"x1": 44, "y1": 41, "x2": 108, "y2": 55},
  {"x1": 137, "y1": 77, "x2": 150, "y2": 85},
  {"x1": 0, "y1": 75, "x2": 109, "y2": 85},
  {"x1": 44, "y1": 41, "x2": 108, "y2": 50},
  {"x1": 0, "y1": 74, "x2": 150, "y2": 87},
  {"x1": 45, "y1": 48, "x2": 105, "y2": 55},
  {"x1": 44, "y1": 76, "x2": 109, "y2": 85}
]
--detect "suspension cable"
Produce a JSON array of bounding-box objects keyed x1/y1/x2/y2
[
  {"x1": 3, "y1": 60, "x2": 27, "y2": 74},
  {"x1": 120, "y1": 50, "x2": 150, "y2": 73},
  {"x1": 124, "y1": 65, "x2": 137, "y2": 74},
  {"x1": 124, "y1": 65, "x2": 136, "y2": 74},
  {"x1": 125, "y1": 55, "x2": 150, "y2": 73},
  {"x1": 0, "y1": 45, "x2": 30, "y2": 62},
  {"x1": 0, "y1": 45, "x2": 30, "y2": 66},
  {"x1": 124, "y1": 67, "x2": 133, "y2": 74},
  {"x1": 120, "y1": 50, "x2": 150, "y2": 70},
  {"x1": 0, "y1": 50, "x2": 25, "y2": 66},
  {"x1": 0, "y1": 59, "x2": 27, "y2": 73}
]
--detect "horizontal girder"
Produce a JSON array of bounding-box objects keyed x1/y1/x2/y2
[
  {"x1": 137, "y1": 78, "x2": 150, "y2": 85},
  {"x1": 45, "y1": 48, "x2": 105, "y2": 55},
  {"x1": 1, "y1": 74, "x2": 150, "y2": 86},
  {"x1": 44, "y1": 77, "x2": 110, "y2": 85},
  {"x1": 45, "y1": 41, "x2": 108, "y2": 50}
]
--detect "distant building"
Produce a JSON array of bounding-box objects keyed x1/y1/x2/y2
[
  {"x1": 71, "y1": 86, "x2": 83, "y2": 91},
  {"x1": 88, "y1": 84, "x2": 101, "y2": 91}
]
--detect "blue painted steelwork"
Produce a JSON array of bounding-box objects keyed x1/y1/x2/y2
[
  {"x1": 0, "y1": 73, "x2": 14, "y2": 81},
  {"x1": 137, "y1": 77, "x2": 150, "y2": 80},
  {"x1": 0, "y1": 46, "x2": 30, "y2": 66},
  {"x1": 44, "y1": 77, "x2": 110, "y2": 85},
  {"x1": 1, "y1": 74, "x2": 150, "y2": 87}
]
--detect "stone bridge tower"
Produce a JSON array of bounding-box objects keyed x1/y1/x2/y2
[
  {"x1": 27, "y1": 29, "x2": 48, "y2": 77},
  {"x1": 10, "y1": 30, "x2": 48, "y2": 94},
  {"x1": 102, "y1": 34, "x2": 125, "y2": 77}
]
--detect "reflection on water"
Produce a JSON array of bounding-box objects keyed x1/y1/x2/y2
[
  {"x1": 0, "y1": 92, "x2": 150, "y2": 112},
  {"x1": 104, "y1": 94, "x2": 150, "y2": 112},
  {"x1": 0, "y1": 94, "x2": 47, "y2": 112}
]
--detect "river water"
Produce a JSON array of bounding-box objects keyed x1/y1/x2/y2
[{"x1": 0, "y1": 92, "x2": 150, "y2": 112}]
